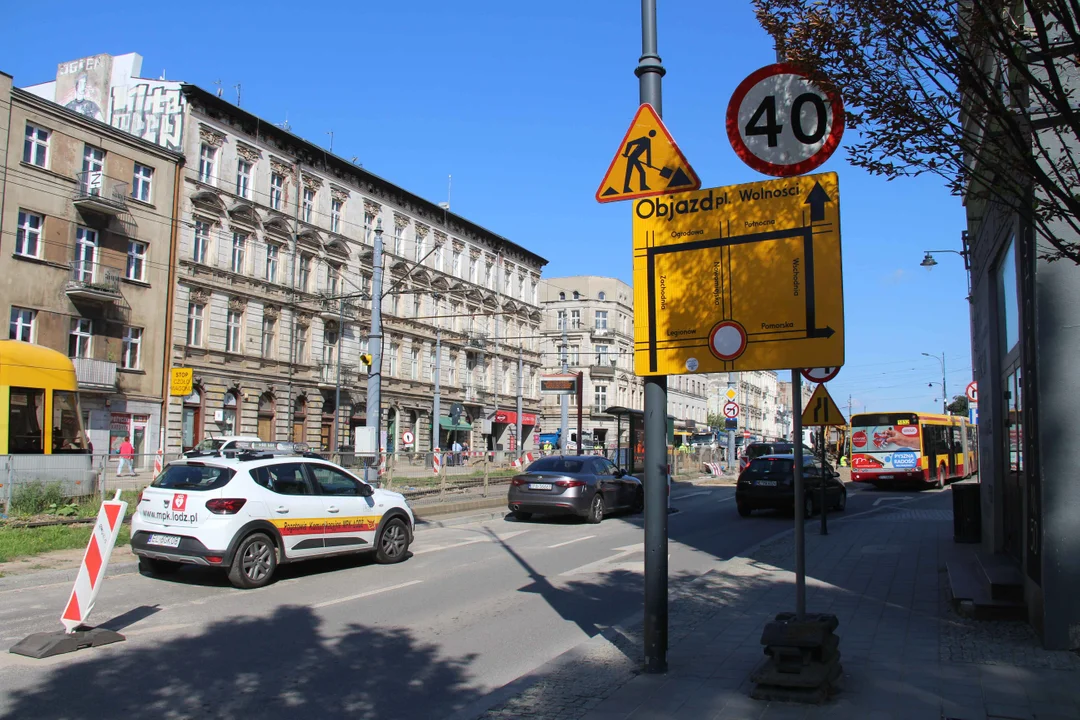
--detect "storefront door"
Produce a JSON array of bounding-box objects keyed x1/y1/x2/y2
[{"x1": 1002, "y1": 365, "x2": 1023, "y2": 562}]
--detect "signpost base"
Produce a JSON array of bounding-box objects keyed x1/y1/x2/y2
[
  {"x1": 10, "y1": 626, "x2": 125, "y2": 659},
  {"x1": 751, "y1": 612, "x2": 842, "y2": 704}
]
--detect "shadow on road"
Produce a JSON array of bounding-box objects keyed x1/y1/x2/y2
[{"x1": 4, "y1": 606, "x2": 483, "y2": 720}]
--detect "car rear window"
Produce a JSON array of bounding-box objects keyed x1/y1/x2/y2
[
  {"x1": 151, "y1": 463, "x2": 235, "y2": 491},
  {"x1": 527, "y1": 457, "x2": 586, "y2": 474},
  {"x1": 748, "y1": 458, "x2": 794, "y2": 474}
]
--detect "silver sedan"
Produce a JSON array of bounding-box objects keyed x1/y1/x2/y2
[{"x1": 507, "y1": 455, "x2": 644, "y2": 523}]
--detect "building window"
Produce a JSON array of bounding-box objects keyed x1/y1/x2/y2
[
  {"x1": 130, "y1": 163, "x2": 154, "y2": 202},
  {"x1": 270, "y1": 172, "x2": 284, "y2": 210},
  {"x1": 595, "y1": 345, "x2": 609, "y2": 365},
  {"x1": 9, "y1": 308, "x2": 36, "y2": 344},
  {"x1": 125, "y1": 241, "x2": 147, "y2": 282},
  {"x1": 302, "y1": 188, "x2": 314, "y2": 223},
  {"x1": 231, "y1": 232, "x2": 247, "y2": 273},
  {"x1": 433, "y1": 243, "x2": 443, "y2": 271},
  {"x1": 364, "y1": 211, "x2": 375, "y2": 239},
  {"x1": 388, "y1": 342, "x2": 399, "y2": 377},
  {"x1": 452, "y1": 250, "x2": 462, "y2": 276},
  {"x1": 198, "y1": 144, "x2": 216, "y2": 184},
  {"x1": 412, "y1": 294, "x2": 421, "y2": 319},
  {"x1": 998, "y1": 235, "x2": 1020, "y2": 359},
  {"x1": 411, "y1": 348, "x2": 420, "y2": 379},
  {"x1": 570, "y1": 309, "x2": 580, "y2": 328},
  {"x1": 503, "y1": 270, "x2": 512, "y2": 294},
  {"x1": 559, "y1": 291, "x2": 565, "y2": 300},
  {"x1": 121, "y1": 327, "x2": 142, "y2": 369},
  {"x1": 226, "y1": 309, "x2": 243, "y2": 353},
  {"x1": 448, "y1": 353, "x2": 458, "y2": 385},
  {"x1": 15, "y1": 210, "x2": 43, "y2": 258},
  {"x1": 595, "y1": 310, "x2": 608, "y2": 329},
  {"x1": 485, "y1": 263, "x2": 493, "y2": 289},
  {"x1": 532, "y1": 280, "x2": 538, "y2": 304},
  {"x1": 236, "y1": 159, "x2": 252, "y2": 199},
  {"x1": 81, "y1": 145, "x2": 105, "y2": 197},
  {"x1": 261, "y1": 316, "x2": 276, "y2": 358},
  {"x1": 427, "y1": 348, "x2": 436, "y2": 381},
  {"x1": 414, "y1": 235, "x2": 425, "y2": 263},
  {"x1": 265, "y1": 243, "x2": 279, "y2": 283},
  {"x1": 68, "y1": 318, "x2": 92, "y2": 358},
  {"x1": 469, "y1": 256, "x2": 478, "y2": 283},
  {"x1": 598, "y1": 291, "x2": 606, "y2": 301},
  {"x1": 23, "y1": 123, "x2": 50, "y2": 167},
  {"x1": 594, "y1": 385, "x2": 608, "y2": 409},
  {"x1": 327, "y1": 264, "x2": 341, "y2": 295},
  {"x1": 294, "y1": 325, "x2": 308, "y2": 363},
  {"x1": 298, "y1": 254, "x2": 311, "y2": 292},
  {"x1": 222, "y1": 391, "x2": 239, "y2": 435},
  {"x1": 73, "y1": 227, "x2": 98, "y2": 283},
  {"x1": 193, "y1": 221, "x2": 210, "y2": 264},
  {"x1": 187, "y1": 302, "x2": 204, "y2": 346},
  {"x1": 331, "y1": 198, "x2": 342, "y2": 233}
]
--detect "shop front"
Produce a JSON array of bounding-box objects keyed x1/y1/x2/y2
[{"x1": 489, "y1": 409, "x2": 537, "y2": 452}]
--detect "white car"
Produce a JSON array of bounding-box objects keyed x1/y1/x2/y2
[
  {"x1": 184, "y1": 435, "x2": 263, "y2": 456},
  {"x1": 130, "y1": 442, "x2": 414, "y2": 588}
]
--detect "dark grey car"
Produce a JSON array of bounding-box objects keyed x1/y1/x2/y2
[{"x1": 507, "y1": 455, "x2": 644, "y2": 523}]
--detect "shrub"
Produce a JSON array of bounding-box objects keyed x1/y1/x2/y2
[{"x1": 10, "y1": 482, "x2": 69, "y2": 516}]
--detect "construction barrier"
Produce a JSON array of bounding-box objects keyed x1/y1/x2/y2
[
  {"x1": 152, "y1": 448, "x2": 164, "y2": 479},
  {"x1": 61, "y1": 490, "x2": 128, "y2": 633},
  {"x1": 511, "y1": 452, "x2": 535, "y2": 469},
  {"x1": 432, "y1": 448, "x2": 441, "y2": 476}
]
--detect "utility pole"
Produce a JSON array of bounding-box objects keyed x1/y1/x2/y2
[
  {"x1": 364, "y1": 219, "x2": 385, "y2": 486},
  {"x1": 517, "y1": 345, "x2": 524, "y2": 461},
  {"x1": 727, "y1": 372, "x2": 737, "y2": 472},
  {"x1": 432, "y1": 330, "x2": 442, "y2": 451},
  {"x1": 332, "y1": 296, "x2": 346, "y2": 454},
  {"x1": 637, "y1": 0, "x2": 669, "y2": 675},
  {"x1": 560, "y1": 309, "x2": 570, "y2": 451},
  {"x1": 922, "y1": 351, "x2": 948, "y2": 413},
  {"x1": 792, "y1": 372, "x2": 806, "y2": 620}
]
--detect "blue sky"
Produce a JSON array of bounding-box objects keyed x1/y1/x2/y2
[{"x1": 1, "y1": 0, "x2": 973, "y2": 415}]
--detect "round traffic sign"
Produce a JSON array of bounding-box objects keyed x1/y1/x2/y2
[
  {"x1": 726, "y1": 63, "x2": 845, "y2": 177},
  {"x1": 402, "y1": 431, "x2": 415, "y2": 445},
  {"x1": 708, "y1": 320, "x2": 747, "y2": 361},
  {"x1": 801, "y1": 366, "x2": 841, "y2": 383},
  {"x1": 966, "y1": 381, "x2": 978, "y2": 403},
  {"x1": 723, "y1": 401, "x2": 740, "y2": 419}
]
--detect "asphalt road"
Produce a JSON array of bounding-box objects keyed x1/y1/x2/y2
[{"x1": 0, "y1": 481, "x2": 943, "y2": 719}]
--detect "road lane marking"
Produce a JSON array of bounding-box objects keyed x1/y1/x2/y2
[
  {"x1": 714, "y1": 495, "x2": 736, "y2": 503},
  {"x1": 672, "y1": 491, "x2": 710, "y2": 501},
  {"x1": 559, "y1": 544, "x2": 641, "y2": 577},
  {"x1": 413, "y1": 529, "x2": 529, "y2": 555},
  {"x1": 547, "y1": 535, "x2": 596, "y2": 549},
  {"x1": 873, "y1": 497, "x2": 914, "y2": 507},
  {"x1": 312, "y1": 580, "x2": 424, "y2": 608}
]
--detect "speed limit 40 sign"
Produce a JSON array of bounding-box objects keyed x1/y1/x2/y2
[{"x1": 726, "y1": 63, "x2": 845, "y2": 177}]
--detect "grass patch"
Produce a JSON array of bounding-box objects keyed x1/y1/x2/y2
[
  {"x1": 6, "y1": 490, "x2": 140, "y2": 522},
  {"x1": 0, "y1": 524, "x2": 130, "y2": 564}
]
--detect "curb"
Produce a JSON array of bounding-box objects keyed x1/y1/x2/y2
[{"x1": 412, "y1": 495, "x2": 507, "y2": 519}]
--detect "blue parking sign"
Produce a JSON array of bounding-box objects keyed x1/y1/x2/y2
[{"x1": 969, "y1": 405, "x2": 978, "y2": 425}]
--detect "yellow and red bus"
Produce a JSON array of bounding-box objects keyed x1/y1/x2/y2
[
  {"x1": 0, "y1": 340, "x2": 90, "y2": 454},
  {"x1": 849, "y1": 411, "x2": 977, "y2": 488}
]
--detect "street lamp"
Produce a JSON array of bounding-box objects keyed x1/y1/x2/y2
[{"x1": 922, "y1": 352, "x2": 948, "y2": 414}]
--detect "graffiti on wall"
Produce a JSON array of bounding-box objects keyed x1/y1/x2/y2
[
  {"x1": 56, "y1": 54, "x2": 112, "y2": 122},
  {"x1": 110, "y1": 82, "x2": 185, "y2": 152}
]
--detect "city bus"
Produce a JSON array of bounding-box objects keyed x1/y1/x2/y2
[
  {"x1": 848, "y1": 411, "x2": 977, "y2": 488},
  {"x1": 0, "y1": 341, "x2": 94, "y2": 495}
]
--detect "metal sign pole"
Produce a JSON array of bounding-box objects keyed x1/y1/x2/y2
[
  {"x1": 791, "y1": 370, "x2": 806, "y2": 620},
  {"x1": 819, "y1": 425, "x2": 828, "y2": 535}
]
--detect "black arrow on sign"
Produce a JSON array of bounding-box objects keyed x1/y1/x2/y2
[
  {"x1": 809, "y1": 325, "x2": 835, "y2": 339},
  {"x1": 804, "y1": 182, "x2": 832, "y2": 222}
]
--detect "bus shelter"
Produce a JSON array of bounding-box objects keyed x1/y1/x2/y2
[{"x1": 603, "y1": 406, "x2": 675, "y2": 476}]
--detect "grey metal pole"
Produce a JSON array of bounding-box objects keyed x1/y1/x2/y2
[
  {"x1": 517, "y1": 345, "x2": 524, "y2": 460},
  {"x1": 560, "y1": 311, "x2": 569, "y2": 450},
  {"x1": 791, "y1": 371, "x2": 806, "y2": 619},
  {"x1": 365, "y1": 220, "x2": 385, "y2": 486},
  {"x1": 433, "y1": 330, "x2": 441, "y2": 451},
  {"x1": 819, "y1": 425, "x2": 828, "y2": 535},
  {"x1": 727, "y1": 372, "x2": 736, "y2": 472},
  {"x1": 638, "y1": 0, "x2": 668, "y2": 675},
  {"x1": 332, "y1": 297, "x2": 345, "y2": 455},
  {"x1": 942, "y1": 353, "x2": 948, "y2": 414}
]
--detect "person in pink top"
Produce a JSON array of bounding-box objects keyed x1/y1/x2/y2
[{"x1": 117, "y1": 436, "x2": 136, "y2": 476}]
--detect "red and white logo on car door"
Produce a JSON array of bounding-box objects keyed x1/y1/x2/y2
[{"x1": 172, "y1": 494, "x2": 187, "y2": 512}]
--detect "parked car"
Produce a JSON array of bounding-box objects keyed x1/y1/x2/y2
[
  {"x1": 735, "y1": 454, "x2": 847, "y2": 518},
  {"x1": 184, "y1": 435, "x2": 263, "y2": 457},
  {"x1": 738, "y1": 441, "x2": 815, "y2": 473},
  {"x1": 507, "y1": 455, "x2": 644, "y2": 523},
  {"x1": 131, "y1": 441, "x2": 413, "y2": 588}
]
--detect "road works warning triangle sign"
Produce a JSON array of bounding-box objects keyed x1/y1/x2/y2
[
  {"x1": 801, "y1": 384, "x2": 847, "y2": 427},
  {"x1": 596, "y1": 103, "x2": 700, "y2": 203}
]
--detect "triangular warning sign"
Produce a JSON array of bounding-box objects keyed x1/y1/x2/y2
[
  {"x1": 801, "y1": 384, "x2": 847, "y2": 427},
  {"x1": 595, "y1": 103, "x2": 701, "y2": 203}
]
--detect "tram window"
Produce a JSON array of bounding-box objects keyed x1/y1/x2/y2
[
  {"x1": 9, "y1": 387, "x2": 45, "y2": 453},
  {"x1": 52, "y1": 390, "x2": 87, "y2": 453}
]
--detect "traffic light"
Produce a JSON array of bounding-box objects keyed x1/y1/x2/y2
[{"x1": 360, "y1": 353, "x2": 372, "y2": 367}]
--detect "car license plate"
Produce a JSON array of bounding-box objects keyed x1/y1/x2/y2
[
  {"x1": 528, "y1": 483, "x2": 553, "y2": 490},
  {"x1": 879, "y1": 475, "x2": 894, "y2": 480},
  {"x1": 755, "y1": 480, "x2": 777, "y2": 487},
  {"x1": 148, "y1": 534, "x2": 181, "y2": 548}
]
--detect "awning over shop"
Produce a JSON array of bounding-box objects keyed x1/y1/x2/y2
[
  {"x1": 439, "y1": 417, "x2": 473, "y2": 432},
  {"x1": 491, "y1": 410, "x2": 538, "y2": 425}
]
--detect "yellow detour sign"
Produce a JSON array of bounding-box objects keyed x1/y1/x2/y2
[
  {"x1": 801, "y1": 384, "x2": 847, "y2": 427},
  {"x1": 596, "y1": 104, "x2": 700, "y2": 203},
  {"x1": 170, "y1": 367, "x2": 193, "y2": 396},
  {"x1": 632, "y1": 171, "x2": 843, "y2": 375}
]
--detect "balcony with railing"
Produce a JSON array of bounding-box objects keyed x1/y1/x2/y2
[
  {"x1": 317, "y1": 362, "x2": 357, "y2": 388},
  {"x1": 466, "y1": 331, "x2": 488, "y2": 349},
  {"x1": 65, "y1": 262, "x2": 121, "y2": 303},
  {"x1": 318, "y1": 295, "x2": 359, "y2": 322},
  {"x1": 590, "y1": 325, "x2": 614, "y2": 341},
  {"x1": 589, "y1": 356, "x2": 617, "y2": 377},
  {"x1": 73, "y1": 172, "x2": 129, "y2": 216},
  {"x1": 71, "y1": 357, "x2": 117, "y2": 391}
]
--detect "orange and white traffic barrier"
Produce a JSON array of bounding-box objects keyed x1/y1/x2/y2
[
  {"x1": 432, "y1": 449, "x2": 441, "y2": 475},
  {"x1": 152, "y1": 448, "x2": 164, "y2": 479},
  {"x1": 512, "y1": 452, "x2": 535, "y2": 469},
  {"x1": 61, "y1": 490, "x2": 128, "y2": 633}
]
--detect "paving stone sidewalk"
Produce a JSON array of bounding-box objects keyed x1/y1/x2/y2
[{"x1": 468, "y1": 497, "x2": 1080, "y2": 720}]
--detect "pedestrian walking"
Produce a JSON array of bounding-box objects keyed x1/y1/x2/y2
[
  {"x1": 452, "y1": 440, "x2": 462, "y2": 467},
  {"x1": 117, "y1": 435, "x2": 136, "y2": 476}
]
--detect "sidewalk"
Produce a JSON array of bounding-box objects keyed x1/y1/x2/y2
[{"x1": 467, "y1": 495, "x2": 1080, "y2": 720}]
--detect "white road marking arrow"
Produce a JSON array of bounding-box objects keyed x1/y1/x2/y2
[
  {"x1": 559, "y1": 543, "x2": 642, "y2": 577},
  {"x1": 873, "y1": 497, "x2": 914, "y2": 507}
]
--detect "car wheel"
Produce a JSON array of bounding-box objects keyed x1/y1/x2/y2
[
  {"x1": 586, "y1": 493, "x2": 605, "y2": 524},
  {"x1": 835, "y1": 488, "x2": 847, "y2": 512},
  {"x1": 376, "y1": 518, "x2": 411, "y2": 564},
  {"x1": 632, "y1": 489, "x2": 644, "y2": 514},
  {"x1": 737, "y1": 501, "x2": 752, "y2": 517},
  {"x1": 228, "y1": 532, "x2": 277, "y2": 589},
  {"x1": 512, "y1": 510, "x2": 533, "y2": 521},
  {"x1": 804, "y1": 494, "x2": 816, "y2": 518},
  {"x1": 139, "y1": 557, "x2": 181, "y2": 575},
  {"x1": 936, "y1": 466, "x2": 946, "y2": 489}
]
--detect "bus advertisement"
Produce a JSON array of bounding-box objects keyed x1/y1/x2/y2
[{"x1": 849, "y1": 411, "x2": 976, "y2": 488}]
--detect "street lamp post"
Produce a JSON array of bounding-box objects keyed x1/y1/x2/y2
[{"x1": 922, "y1": 352, "x2": 948, "y2": 414}]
